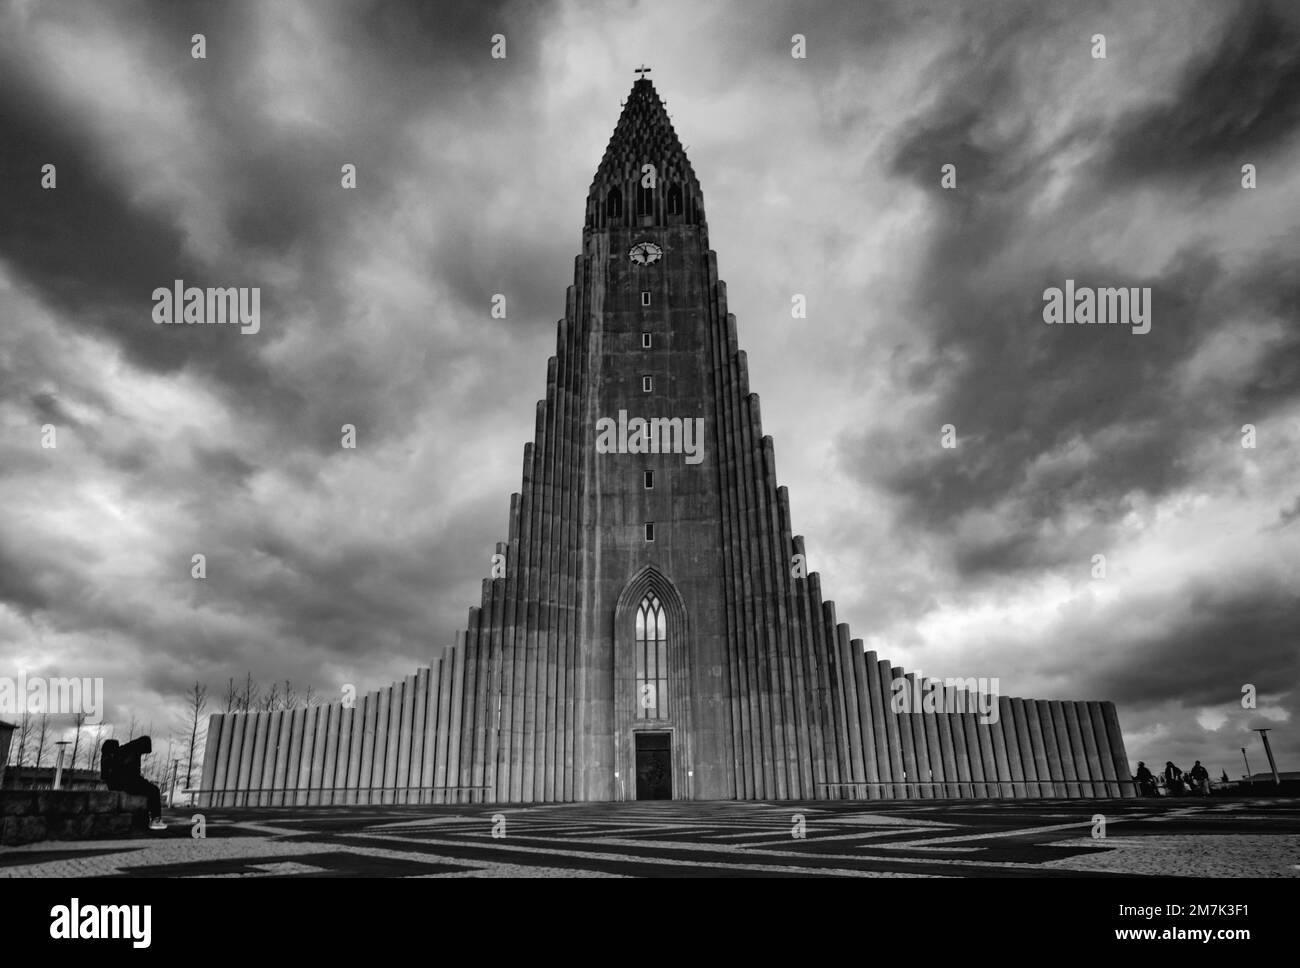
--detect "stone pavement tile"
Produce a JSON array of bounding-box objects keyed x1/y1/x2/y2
[{"x1": 1040, "y1": 835, "x2": 1300, "y2": 877}]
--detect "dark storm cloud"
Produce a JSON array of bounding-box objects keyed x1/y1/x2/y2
[{"x1": 1102, "y1": 1, "x2": 1300, "y2": 186}]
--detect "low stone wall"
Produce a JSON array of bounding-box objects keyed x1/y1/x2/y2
[{"x1": 0, "y1": 790, "x2": 149, "y2": 846}]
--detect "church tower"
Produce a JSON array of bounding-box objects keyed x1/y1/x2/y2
[{"x1": 200, "y1": 74, "x2": 1137, "y2": 806}]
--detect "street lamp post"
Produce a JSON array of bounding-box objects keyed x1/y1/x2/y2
[
  {"x1": 53, "y1": 741, "x2": 71, "y2": 790},
  {"x1": 1253, "y1": 729, "x2": 1281, "y2": 786}
]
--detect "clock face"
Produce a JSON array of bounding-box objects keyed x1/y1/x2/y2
[{"x1": 629, "y1": 241, "x2": 663, "y2": 265}]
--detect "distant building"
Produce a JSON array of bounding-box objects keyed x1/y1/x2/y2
[
  {"x1": 1, "y1": 766, "x2": 104, "y2": 792},
  {"x1": 199, "y1": 75, "x2": 1135, "y2": 806}
]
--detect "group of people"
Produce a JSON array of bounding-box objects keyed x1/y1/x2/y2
[{"x1": 1134, "y1": 759, "x2": 1211, "y2": 797}]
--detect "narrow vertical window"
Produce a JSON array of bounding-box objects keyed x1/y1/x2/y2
[
  {"x1": 667, "y1": 184, "x2": 683, "y2": 216},
  {"x1": 644, "y1": 470, "x2": 654, "y2": 489},
  {"x1": 644, "y1": 522, "x2": 655, "y2": 541},
  {"x1": 641, "y1": 290, "x2": 651, "y2": 307},
  {"x1": 642, "y1": 375, "x2": 653, "y2": 392},
  {"x1": 637, "y1": 180, "x2": 653, "y2": 216},
  {"x1": 635, "y1": 594, "x2": 668, "y2": 719},
  {"x1": 641, "y1": 332, "x2": 652, "y2": 349}
]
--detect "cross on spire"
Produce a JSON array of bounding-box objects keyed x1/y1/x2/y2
[{"x1": 635, "y1": 64, "x2": 651, "y2": 77}]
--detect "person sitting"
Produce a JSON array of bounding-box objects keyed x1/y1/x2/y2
[
  {"x1": 1188, "y1": 761, "x2": 1210, "y2": 797},
  {"x1": 1134, "y1": 761, "x2": 1156, "y2": 797},
  {"x1": 101, "y1": 736, "x2": 166, "y2": 831},
  {"x1": 1163, "y1": 761, "x2": 1184, "y2": 795}
]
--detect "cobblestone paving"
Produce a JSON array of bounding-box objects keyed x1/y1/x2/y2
[{"x1": 2, "y1": 797, "x2": 1295, "y2": 878}]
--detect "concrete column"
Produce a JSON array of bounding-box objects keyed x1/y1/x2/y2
[
  {"x1": 972, "y1": 710, "x2": 999, "y2": 800},
  {"x1": 435, "y1": 652, "x2": 455, "y2": 801},
  {"x1": 1046, "y1": 702, "x2": 1078, "y2": 797},
  {"x1": 863, "y1": 652, "x2": 890, "y2": 801},
  {"x1": 807, "y1": 573, "x2": 841, "y2": 796},
  {"x1": 198, "y1": 712, "x2": 224, "y2": 805},
  {"x1": 1062, "y1": 702, "x2": 1095, "y2": 798},
  {"x1": 1024, "y1": 700, "x2": 1053, "y2": 797},
  {"x1": 520, "y1": 603, "x2": 540, "y2": 801},
  {"x1": 420, "y1": 663, "x2": 440, "y2": 804},
  {"x1": 478, "y1": 581, "x2": 501, "y2": 801},
  {"x1": 762, "y1": 436, "x2": 801, "y2": 800},
  {"x1": 297, "y1": 704, "x2": 319, "y2": 807},
  {"x1": 961, "y1": 711, "x2": 987, "y2": 798},
  {"x1": 879, "y1": 659, "x2": 905, "y2": 797},
  {"x1": 306, "y1": 704, "x2": 328, "y2": 806},
  {"x1": 395, "y1": 670, "x2": 416, "y2": 800},
  {"x1": 408, "y1": 668, "x2": 428, "y2": 802},
  {"x1": 1087, "y1": 701, "x2": 1120, "y2": 796},
  {"x1": 903, "y1": 673, "x2": 930, "y2": 799},
  {"x1": 320, "y1": 704, "x2": 341, "y2": 806},
  {"x1": 372, "y1": 684, "x2": 391, "y2": 804},
  {"x1": 446, "y1": 639, "x2": 467, "y2": 800},
  {"x1": 1035, "y1": 700, "x2": 1064, "y2": 797},
  {"x1": 458, "y1": 606, "x2": 482, "y2": 798},
  {"x1": 1100, "y1": 702, "x2": 1136, "y2": 796},
  {"x1": 892, "y1": 665, "x2": 920, "y2": 798},
  {"x1": 998, "y1": 697, "x2": 1024, "y2": 798},
  {"x1": 823, "y1": 599, "x2": 852, "y2": 796},
  {"x1": 934, "y1": 689, "x2": 959, "y2": 798},
  {"x1": 230, "y1": 713, "x2": 253, "y2": 808},
  {"x1": 333, "y1": 703, "x2": 353, "y2": 805},
  {"x1": 1009, "y1": 699, "x2": 1041, "y2": 798},
  {"x1": 920, "y1": 681, "x2": 947, "y2": 799},
  {"x1": 781, "y1": 501, "x2": 816, "y2": 800},
  {"x1": 836, "y1": 626, "x2": 867, "y2": 789},
  {"x1": 259, "y1": 711, "x2": 282, "y2": 806},
  {"x1": 945, "y1": 688, "x2": 972, "y2": 797},
  {"x1": 852, "y1": 652, "x2": 881, "y2": 800},
  {"x1": 987, "y1": 699, "x2": 1013, "y2": 798},
  {"x1": 344, "y1": 704, "x2": 363, "y2": 806},
  {"x1": 248, "y1": 712, "x2": 269, "y2": 807},
  {"x1": 1073, "y1": 701, "x2": 1104, "y2": 797},
  {"x1": 356, "y1": 693, "x2": 376, "y2": 805}
]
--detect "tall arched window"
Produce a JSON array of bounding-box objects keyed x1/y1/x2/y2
[
  {"x1": 635, "y1": 594, "x2": 668, "y2": 719},
  {"x1": 636, "y1": 180, "x2": 654, "y2": 217},
  {"x1": 666, "y1": 184, "x2": 683, "y2": 216},
  {"x1": 605, "y1": 187, "x2": 622, "y2": 219}
]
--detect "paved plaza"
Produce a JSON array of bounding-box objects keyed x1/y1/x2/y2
[{"x1": 2, "y1": 797, "x2": 1297, "y2": 878}]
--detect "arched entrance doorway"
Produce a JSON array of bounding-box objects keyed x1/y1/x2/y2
[{"x1": 614, "y1": 566, "x2": 694, "y2": 799}]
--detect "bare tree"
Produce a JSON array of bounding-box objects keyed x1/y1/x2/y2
[
  {"x1": 283, "y1": 679, "x2": 297, "y2": 710},
  {"x1": 261, "y1": 682, "x2": 280, "y2": 712},
  {"x1": 69, "y1": 711, "x2": 87, "y2": 769},
  {"x1": 224, "y1": 676, "x2": 237, "y2": 714},
  {"x1": 240, "y1": 671, "x2": 260, "y2": 713},
  {"x1": 304, "y1": 683, "x2": 317, "y2": 708},
  {"x1": 125, "y1": 714, "x2": 139, "y2": 742},
  {"x1": 88, "y1": 721, "x2": 110, "y2": 773},
  {"x1": 33, "y1": 713, "x2": 50, "y2": 768},
  {"x1": 184, "y1": 681, "x2": 208, "y2": 790},
  {"x1": 10, "y1": 712, "x2": 33, "y2": 787}
]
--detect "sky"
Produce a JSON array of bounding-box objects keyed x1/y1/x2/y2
[{"x1": 1, "y1": 0, "x2": 1297, "y2": 779}]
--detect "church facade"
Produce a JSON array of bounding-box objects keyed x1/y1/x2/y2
[{"x1": 199, "y1": 77, "x2": 1135, "y2": 806}]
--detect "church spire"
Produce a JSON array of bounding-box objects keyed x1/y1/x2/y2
[{"x1": 586, "y1": 73, "x2": 704, "y2": 230}]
